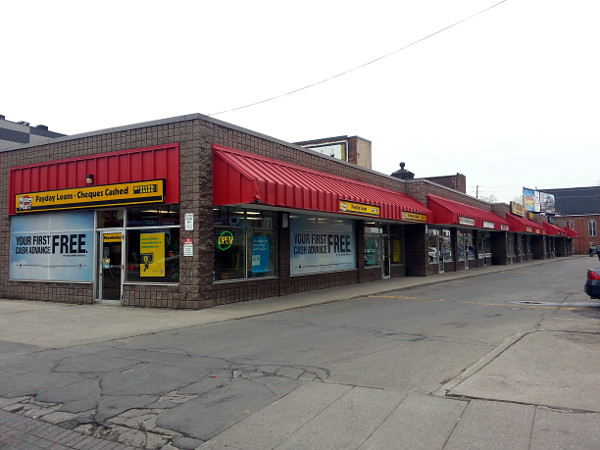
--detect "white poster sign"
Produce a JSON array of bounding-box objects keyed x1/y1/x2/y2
[
  {"x1": 290, "y1": 215, "x2": 355, "y2": 275},
  {"x1": 10, "y1": 211, "x2": 94, "y2": 281}
]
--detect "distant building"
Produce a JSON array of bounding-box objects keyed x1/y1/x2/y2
[
  {"x1": 0, "y1": 115, "x2": 65, "y2": 150},
  {"x1": 295, "y1": 135, "x2": 372, "y2": 169},
  {"x1": 542, "y1": 186, "x2": 600, "y2": 254}
]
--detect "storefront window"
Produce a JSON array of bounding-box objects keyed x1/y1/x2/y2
[
  {"x1": 390, "y1": 226, "x2": 404, "y2": 265},
  {"x1": 124, "y1": 206, "x2": 180, "y2": 283},
  {"x1": 428, "y1": 228, "x2": 440, "y2": 264},
  {"x1": 214, "y1": 207, "x2": 277, "y2": 281},
  {"x1": 365, "y1": 236, "x2": 381, "y2": 267},
  {"x1": 457, "y1": 231, "x2": 466, "y2": 262},
  {"x1": 365, "y1": 225, "x2": 382, "y2": 267},
  {"x1": 127, "y1": 205, "x2": 180, "y2": 227},
  {"x1": 98, "y1": 210, "x2": 124, "y2": 228},
  {"x1": 441, "y1": 230, "x2": 453, "y2": 262},
  {"x1": 126, "y1": 228, "x2": 180, "y2": 282},
  {"x1": 481, "y1": 232, "x2": 493, "y2": 260},
  {"x1": 465, "y1": 232, "x2": 475, "y2": 260}
]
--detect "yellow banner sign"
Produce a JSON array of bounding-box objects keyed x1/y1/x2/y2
[
  {"x1": 103, "y1": 233, "x2": 122, "y2": 243},
  {"x1": 140, "y1": 232, "x2": 165, "y2": 277},
  {"x1": 339, "y1": 200, "x2": 380, "y2": 217},
  {"x1": 16, "y1": 180, "x2": 165, "y2": 213},
  {"x1": 401, "y1": 211, "x2": 427, "y2": 223}
]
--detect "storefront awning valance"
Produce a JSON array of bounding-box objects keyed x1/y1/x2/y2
[
  {"x1": 213, "y1": 144, "x2": 430, "y2": 221},
  {"x1": 506, "y1": 213, "x2": 545, "y2": 234},
  {"x1": 426, "y1": 194, "x2": 509, "y2": 230}
]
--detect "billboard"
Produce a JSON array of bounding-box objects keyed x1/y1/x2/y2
[
  {"x1": 10, "y1": 211, "x2": 94, "y2": 281},
  {"x1": 523, "y1": 188, "x2": 540, "y2": 212},
  {"x1": 301, "y1": 141, "x2": 347, "y2": 162},
  {"x1": 539, "y1": 192, "x2": 556, "y2": 214},
  {"x1": 523, "y1": 188, "x2": 555, "y2": 214}
]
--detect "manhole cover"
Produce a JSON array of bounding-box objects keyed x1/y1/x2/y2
[
  {"x1": 510, "y1": 301, "x2": 600, "y2": 308},
  {"x1": 511, "y1": 301, "x2": 557, "y2": 306}
]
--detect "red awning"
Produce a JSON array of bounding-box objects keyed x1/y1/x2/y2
[
  {"x1": 426, "y1": 194, "x2": 509, "y2": 230},
  {"x1": 506, "y1": 213, "x2": 545, "y2": 234},
  {"x1": 543, "y1": 222, "x2": 567, "y2": 236},
  {"x1": 213, "y1": 144, "x2": 430, "y2": 221},
  {"x1": 563, "y1": 226, "x2": 581, "y2": 237}
]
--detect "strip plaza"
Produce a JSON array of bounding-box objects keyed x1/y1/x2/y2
[{"x1": 0, "y1": 114, "x2": 577, "y2": 309}]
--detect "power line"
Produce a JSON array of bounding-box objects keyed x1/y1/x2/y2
[{"x1": 208, "y1": 0, "x2": 509, "y2": 117}]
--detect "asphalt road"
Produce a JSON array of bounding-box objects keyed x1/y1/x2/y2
[{"x1": 1, "y1": 257, "x2": 599, "y2": 449}]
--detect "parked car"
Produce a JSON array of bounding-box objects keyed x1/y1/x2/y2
[{"x1": 584, "y1": 268, "x2": 600, "y2": 299}]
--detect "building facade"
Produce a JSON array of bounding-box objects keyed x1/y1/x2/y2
[
  {"x1": 543, "y1": 186, "x2": 599, "y2": 254},
  {"x1": 0, "y1": 114, "x2": 574, "y2": 309}
]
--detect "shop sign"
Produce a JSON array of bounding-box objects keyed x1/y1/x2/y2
[
  {"x1": 15, "y1": 179, "x2": 165, "y2": 214},
  {"x1": 459, "y1": 217, "x2": 475, "y2": 227},
  {"x1": 217, "y1": 231, "x2": 234, "y2": 250},
  {"x1": 401, "y1": 211, "x2": 427, "y2": 223},
  {"x1": 483, "y1": 221, "x2": 495, "y2": 229},
  {"x1": 392, "y1": 239, "x2": 401, "y2": 263},
  {"x1": 526, "y1": 226, "x2": 533, "y2": 233},
  {"x1": 501, "y1": 224, "x2": 509, "y2": 231},
  {"x1": 103, "y1": 233, "x2": 122, "y2": 243},
  {"x1": 140, "y1": 232, "x2": 165, "y2": 277},
  {"x1": 511, "y1": 201, "x2": 525, "y2": 217},
  {"x1": 339, "y1": 200, "x2": 380, "y2": 217}
]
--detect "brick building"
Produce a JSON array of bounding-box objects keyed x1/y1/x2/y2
[
  {"x1": 0, "y1": 114, "x2": 575, "y2": 309},
  {"x1": 543, "y1": 186, "x2": 600, "y2": 254}
]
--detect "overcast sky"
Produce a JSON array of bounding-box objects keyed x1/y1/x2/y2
[{"x1": 3, "y1": 0, "x2": 599, "y2": 203}]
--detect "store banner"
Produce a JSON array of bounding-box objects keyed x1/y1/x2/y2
[
  {"x1": 290, "y1": 216, "x2": 356, "y2": 275},
  {"x1": 15, "y1": 180, "x2": 165, "y2": 213},
  {"x1": 140, "y1": 232, "x2": 166, "y2": 277},
  {"x1": 10, "y1": 211, "x2": 94, "y2": 281}
]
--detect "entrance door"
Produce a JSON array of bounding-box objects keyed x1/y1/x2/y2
[
  {"x1": 382, "y1": 235, "x2": 391, "y2": 278},
  {"x1": 438, "y1": 241, "x2": 445, "y2": 274},
  {"x1": 99, "y1": 231, "x2": 124, "y2": 301}
]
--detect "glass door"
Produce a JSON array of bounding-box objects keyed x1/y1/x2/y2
[
  {"x1": 98, "y1": 231, "x2": 124, "y2": 301},
  {"x1": 381, "y1": 235, "x2": 390, "y2": 279},
  {"x1": 438, "y1": 236, "x2": 445, "y2": 273}
]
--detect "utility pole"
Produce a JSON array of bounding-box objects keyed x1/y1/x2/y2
[{"x1": 476, "y1": 185, "x2": 479, "y2": 199}]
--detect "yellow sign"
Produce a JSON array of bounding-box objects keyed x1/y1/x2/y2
[
  {"x1": 392, "y1": 239, "x2": 401, "y2": 263},
  {"x1": 339, "y1": 200, "x2": 380, "y2": 217},
  {"x1": 401, "y1": 211, "x2": 427, "y2": 223},
  {"x1": 510, "y1": 201, "x2": 525, "y2": 217},
  {"x1": 15, "y1": 180, "x2": 165, "y2": 213},
  {"x1": 140, "y1": 232, "x2": 165, "y2": 277},
  {"x1": 103, "y1": 233, "x2": 122, "y2": 243}
]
